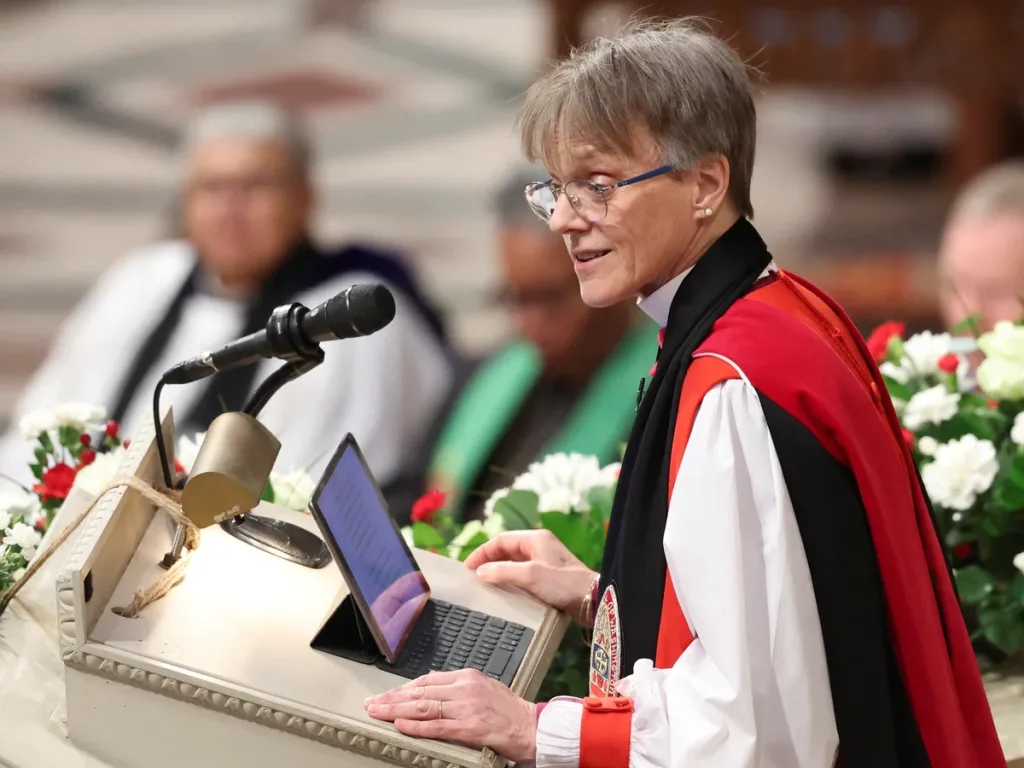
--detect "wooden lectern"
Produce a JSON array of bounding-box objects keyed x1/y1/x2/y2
[{"x1": 28, "y1": 414, "x2": 567, "y2": 768}]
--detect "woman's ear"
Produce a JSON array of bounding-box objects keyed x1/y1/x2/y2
[{"x1": 690, "y1": 154, "x2": 731, "y2": 220}]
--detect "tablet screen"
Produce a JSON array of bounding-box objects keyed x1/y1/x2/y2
[{"x1": 312, "y1": 437, "x2": 429, "y2": 661}]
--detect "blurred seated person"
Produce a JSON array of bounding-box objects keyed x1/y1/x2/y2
[
  {"x1": 0, "y1": 100, "x2": 452, "y2": 485},
  {"x1": 939, "y1": 161, "x2": 1024, "y2": 333},
  {"x1": 394, "y1": 167, "x2": 657, "y2": 524}
]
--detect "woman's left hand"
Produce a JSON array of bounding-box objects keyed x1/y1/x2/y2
[{"x1": 364, "y1": 669, "x2": 538, "y2": 763}]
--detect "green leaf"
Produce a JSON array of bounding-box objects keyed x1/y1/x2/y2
[
  {"x1": 29, "y1": 463, "x2": 43, "y2": 481},
  {"x1": 38, "y1": 431, "x2": 54, "y2": 453},
  {"x1": 411, "y1": 522, "x2": 447, "y2": 551},
  {"x1": 950, "y1": 314, "x2": 982, "y2": 337},
  {"x1": 881, "y1": 376, "x2": 912, "y2": 404},
  {"x1": 1010, "y1": 577, "x2": 1024, "y2": 607},
  {"x1": 494, "y1": 489, "x2": 541, "y2": 530},
  {"x1": 57, "y1": 425, "x2": 78, "y2": 449},
  {"x1": 452, "y1": 531, "x2": 489, "y2": 561},
  {"x1": 587, "y1": 485, "x2": 615, "y2": 522},
  {"x1": 955, "y1": 565, "x2": 996, "y2": 604},
  {"x1": 979, "y1": 604, "x2": 1024, "y2": 656}
]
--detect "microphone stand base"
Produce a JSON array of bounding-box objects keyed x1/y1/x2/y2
[{"x1": 220, "y1": 514, "x2": 332, "y2": 569}]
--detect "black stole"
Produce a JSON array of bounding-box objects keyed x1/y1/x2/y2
[
  {"x1": 109, "y1": 238, "x2": 447, "y2": 436},
  {"x1": 599, "y1": 217, "x2": 772, "y2": 674}
]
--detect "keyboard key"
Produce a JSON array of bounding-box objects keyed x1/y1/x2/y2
[{"x1": 484, "y1": 648, "x2": 513, "y2": 678}]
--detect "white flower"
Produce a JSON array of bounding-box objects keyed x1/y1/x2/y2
[
  {"x1": 902, "y1": 385, "x2": 960, "y2": 430},
  {"x1": 3, "y1": 522, "x2": 43, "y2": 561},
  {"x1": 17, "y1": 409, "x2": 57, "y2": 439},
  {"x1": 270, "y1": 468, "x2": 315, "y2": 511},
  {"x1": 599, "y1": 462, "x2": 621, "y2": 486},
  {"x1": 1012, "y1": 413, "x2": 1024, "y2": 446},
  {"x1": 1014, "y1": 551, "x2": 1024, "y2": 576},
  {"x1": 901, "y1": 331, "x2": 952, "y2": 376},
  {"x1": 482, "y1": 513, "x2": 506, "y2": 537},
  {"x1": 0, "y1": 510, "x2": 11, "y2": 531},
  {"x1": 979, "y1": 321, "x2": 1024, "y2": 362},
  {"x1": 401, "y1": 526, "x2": 414, "y2": 547},
  {"x1": 0, "y1": 488, "x2": 39, "y2": 521},
  {"x1": 176, "y1": 432, "x2": 206, "y2": 473},
  {"x1": 73, "y1": 448, "x2": 127, "y2": 496},
  {"x1": 537, "y1": 485, "x2": 575, "y2": 514},
  {"x1": 977, "y1": 355, "x2": 1024, "y2": 400},
  {"x1": 879, "y1": 361, "x2": 910, "y2": 384},
  {"x1": 482, "y1": 488, "x2": 509, "y2": 519},
  {"x1": 447, "y1": 516, "x2": 506, "y2": 557},
  {"x1": 920, "y1": 434, "x2": 998, "y2": 511},
  {"x1": 11, "y1": 568, "x2": 25, "y2": 582},
  {"x1": 450, "y1": 520, "x2": 485, "y2": 549},
  {"x1": 52, "y1": 402, "x2": 106, "y2": 431},
  {"x1": 509, "y1": 452, "x2": 609, "y2": 514},
  {"x1": 917, "y1": 436, "x2": 939, "y2": 456}
]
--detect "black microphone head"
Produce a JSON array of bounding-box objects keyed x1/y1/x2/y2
[{"x1": 311, "y1": 283, "x2": 396, "y2": 342}]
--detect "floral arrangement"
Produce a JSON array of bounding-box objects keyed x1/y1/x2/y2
[
  {"x1": 405, "y1": 452, "x2": 620, "y2": 698},
  {"x1": 869, "y1": 319, "x2": 1024, "y2": 660},
  {"x1": 0, "y1": 403, "x2": 125, "y2": 596},
  {"x1": 0, "y1": 404, "x2": 316, "y2": 600}
]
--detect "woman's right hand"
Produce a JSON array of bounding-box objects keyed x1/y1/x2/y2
[{"x1": 464, "y1": 530, "x2": 597, "y2": 624}]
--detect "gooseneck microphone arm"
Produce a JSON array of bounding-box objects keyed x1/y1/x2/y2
[
  {"x1": 152, "y1": 282, "x2": 397, "y2": 568},
  {"x1": 159, "y1": 302, "x2": 330, "y2": 567}
]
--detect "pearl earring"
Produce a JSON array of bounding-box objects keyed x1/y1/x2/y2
[{"x1": 704, "y1": 207, "x2": 713, "y2": 217}]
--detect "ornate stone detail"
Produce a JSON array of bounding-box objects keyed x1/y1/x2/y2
[{"x1": 64, "y1": 651, "x2": 485, "y2": 768}]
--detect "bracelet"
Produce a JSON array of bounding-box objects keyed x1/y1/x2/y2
[{"x1": 578, "y1": 573, "x2": 601, "y2": 628}]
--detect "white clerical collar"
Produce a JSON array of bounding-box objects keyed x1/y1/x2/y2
[{"x1": 637, "y1": 261, "x2": 778, "y2": 327}]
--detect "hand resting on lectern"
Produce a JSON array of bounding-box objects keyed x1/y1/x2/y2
[{"x1": 364, "y1": 530, "x2": 596, "y2": 763}]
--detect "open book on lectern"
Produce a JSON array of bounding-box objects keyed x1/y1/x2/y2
[{"x1": 307, "y1": 433, "x2": 533, "y2": 687}]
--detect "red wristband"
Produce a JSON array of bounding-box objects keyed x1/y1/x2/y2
[{"x1": 579, "y1": 696, "x2": 632, "y2": 768}]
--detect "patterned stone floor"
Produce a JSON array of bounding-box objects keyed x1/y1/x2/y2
[{"x1": 0, "y1": 0, "x2": 959, "y2": 426}]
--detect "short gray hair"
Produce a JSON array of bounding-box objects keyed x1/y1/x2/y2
[
  {"x1": 493, "y1": 164, "x2": 552, "y2": 232},
  {"x1": 517, "y1": 17, "x2": 758, "y2": 217},
  {"x1": 949, "y1": 161, "x2": 1024, "y2": 221},
  {"x1": 182, "y1": 100, "x2": 312, "y2": 175}
]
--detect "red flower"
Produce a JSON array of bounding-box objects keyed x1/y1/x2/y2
[
  {"x1": 987, "y1": 400, "x2": 999, "y2": 410},
  {"x1": 411, "y1": 489, "x2": 447, "y2": 523},
  {"x1": 866, "y1": 321, "x2": 905, "y2": 362},
  {"x1": 901, "y1": 429, "x2": 915, "y2": 447},
  {"x1": 937, "y1": 354, "x2": 959, "y2": 374},
  {"x1": 32, "y1": 462, "x2": 77, "y2": 502},
  {"x1": 954, "y1": 542, "x2": 973, "y2": 560},
  {"x1": 33, "y1": 516, "x2": 47, "y2": 531},
  {"x1": 105, "y1": 420, "x2": 119, "y2": 438},
  {"x1": 79, "y1": 449, "x2": 96, "y2": 466},
  {"x1": 80, "y1": 433, "x2": 92, "y2": 447},
  {"x1": 123, "y1": 439, "x2": 131, "y2": 449},
  {"x1": 174, "y1": 460, "x2": 186, "y2": 477}
]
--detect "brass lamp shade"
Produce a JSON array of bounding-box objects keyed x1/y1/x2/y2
[{"x1": 181, "y1": 412, "x2": 281, "y2": 529}]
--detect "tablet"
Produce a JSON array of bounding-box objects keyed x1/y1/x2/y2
[{"x1": 308, "y1": 434, "x2": 429, "y2": 664}]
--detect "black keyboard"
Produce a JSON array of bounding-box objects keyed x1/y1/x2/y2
[{"x1": 378, "y1": 600, "x2": 534, "y2": 687}]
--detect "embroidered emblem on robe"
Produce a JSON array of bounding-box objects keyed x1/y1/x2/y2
[{"x1": 589, "y1": 585, "x2": 622, "y2": 696}]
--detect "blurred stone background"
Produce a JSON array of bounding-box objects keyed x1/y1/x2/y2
[{"x1": 1, "y1": 0, "x2": 1021, "y2": 427}]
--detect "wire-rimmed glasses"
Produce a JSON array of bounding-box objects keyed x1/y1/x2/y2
[{"x1": 524, "y1": 164, "x2": 673, "y2": 224}]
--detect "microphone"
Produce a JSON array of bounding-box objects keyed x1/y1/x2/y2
[{"x1": 162, "y1": 283, "x2": 396, "y2": 385}]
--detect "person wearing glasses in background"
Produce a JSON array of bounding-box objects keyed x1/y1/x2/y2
[
  {"x1": 0, "y1": 100, "x2": 452, "y2": 487},
  {"x1": 389, "y1": 166, "x2": 656, "y2": 525},
  {"x1": 365, "y1": 19, "x2": 1006, "y2": 768}
]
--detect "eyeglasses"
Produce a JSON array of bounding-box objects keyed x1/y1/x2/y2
[{"x1": 524, "y1": 165, "x2": 673, "y2": 224}]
